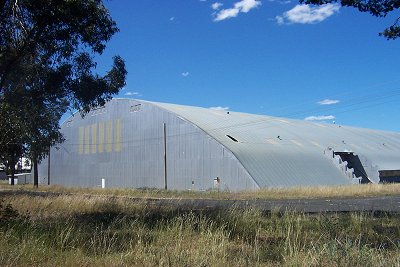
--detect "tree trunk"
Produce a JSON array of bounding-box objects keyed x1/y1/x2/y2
[
  {"x1": 33, "y1": 158, "x2": 38, "y2": 188},
  {"x1": 10, "y1": 165, "x2": 15, "y2": 185},
  {"x1": 9, "y1": 154, "x2": 17, "y2": 186}
]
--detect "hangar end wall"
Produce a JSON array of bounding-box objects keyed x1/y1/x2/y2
[{"x1": 38, "y1": 99, "x2": 258, "y2": 191}]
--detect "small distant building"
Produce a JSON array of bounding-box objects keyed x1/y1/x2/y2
[
  {"x1": 1, "y1": 158, "x2": 31, "y2": 182},
  {"x1": 0, "y1": 169, "x2": 7, "y2": 180},
  {"x1": 9, "y1": 173, "x2": 32, "y2": 185},
  {"x1": 37, "y1": 99, "x2": 400, "y2": 191}
]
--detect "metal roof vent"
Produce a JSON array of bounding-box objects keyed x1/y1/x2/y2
[
  {"x1": 226, "y1": 135, "x2": 238, "y2": 142},
  {"x1": 130, "y1": 104, "x2": 141, "y2": 112}
]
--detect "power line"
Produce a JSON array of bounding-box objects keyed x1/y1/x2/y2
[{"x1": 262, "y1": 79, "x2": 400, "y2": 115}]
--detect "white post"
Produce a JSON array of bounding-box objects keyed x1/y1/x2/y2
[
  {"x1": 101, "y1": 178, "x2": 106, "y2": 189},
  {"x1": 9, "y1": 178, "x2": 18, "y2": 185}
]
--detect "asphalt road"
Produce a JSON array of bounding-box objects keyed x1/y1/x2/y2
[
  {"x1": 1, "y1": 189, "x2": 400, "y2": 213},
  {"x1": 136, "y1": 195, "x2": 400, "y2": 213}
]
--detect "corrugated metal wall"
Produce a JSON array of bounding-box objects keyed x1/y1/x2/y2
[
  {"x1": 152, "y1": 101, "x2": 400, "y2": 187},
  {"x1": 38, "y1": 99, "x2": 258, "y2": 191}
]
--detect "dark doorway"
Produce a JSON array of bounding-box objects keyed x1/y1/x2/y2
[{"x1": 334, "y1": 152, "x2": 371, "y2": 183}]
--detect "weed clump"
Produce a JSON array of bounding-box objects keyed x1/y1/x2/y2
[{"x1": 0, "y1": 198, "x2": 29, "y2": 224}]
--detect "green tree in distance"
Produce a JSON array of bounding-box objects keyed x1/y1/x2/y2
[
  {"x1": 0, "y1": 102, "x2": 27, "y2": 185},
  {"x1": 0, "y1": 0, "x2": 127, "y2": 185},
  {"x1": 301, "y1": 0, "x2": 400, "y2": 39}
]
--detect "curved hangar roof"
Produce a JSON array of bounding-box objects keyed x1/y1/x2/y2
[{"x1": 142, "y1": 100, "x2": 400, "y2": 187}]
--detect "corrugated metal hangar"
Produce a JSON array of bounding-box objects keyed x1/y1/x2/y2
[{"x1": 38, "y1": 99, "x2": 400, "y2": 191}]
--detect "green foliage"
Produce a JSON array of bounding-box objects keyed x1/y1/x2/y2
[
  {"x1": 301, "y1": 0, "x2": 400, "y2": 39},
  {"x1": 0, "y1": 0, "x2": 127, "y2": 183},
  {"x1": 0, "y1": 102, "x2": 27, "y2": 183},
  {"x1": 380, "y1": 23, "x2": 400, "y2": 39},
  {"x1": 0, "y1": 0, "x2": 127, "y2": 110}
]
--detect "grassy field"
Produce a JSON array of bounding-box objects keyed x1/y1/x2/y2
[
  {"x1": 1, "y1": 192, "x2": 400, "y2": 266},
  {"x1": 2, "y1": 181, "x2": 400, "y2": 200}
]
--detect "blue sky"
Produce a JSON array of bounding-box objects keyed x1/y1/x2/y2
[{"x1": 95, "y1": 0, "x2": 400, "y2": 131}]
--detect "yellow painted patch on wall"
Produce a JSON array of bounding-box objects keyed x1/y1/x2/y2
[
  {"x1": 98, "y1": 122, "x2": 104, "y2": 153},
  {"x1": 115, "y1": 119, "x2": 121, "y2": 152},
  {"x1": 106, "y1": 120, "x2": 113, "y2": 152},
  {"x1": 78, "y1": 127, "x2": 84, "y2": 154},
  {"x1": 91, "y1": 124, "x2": 97, "y2": 154},
  {"x1": 77, "y1": 119, "x2": 122, "y2": 155},
  {"x1": 85, "y1": 126, "x2": 90, "y2": 154}
]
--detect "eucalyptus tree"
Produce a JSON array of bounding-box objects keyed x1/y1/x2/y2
[
  {"x1": 301, "y1": 0, "x2": 400, "y2": 39},
  {"x1": 0, "y1": 0, "x2": 127, "y2": 185},
  {"x1": 0, "y1": 102, "x2": 27, "y2": 185}
]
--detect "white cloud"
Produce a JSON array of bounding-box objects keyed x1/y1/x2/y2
[
  {"x1": 215, "y1": 8, "x2": 240, "y2": 21},
  {"x1": 181, "y1": 71, "x2": 190, "y2": 77},
  {"x1": 125, "y1": 91, "x2": 141, "y2": 97},
  {"x1": 210, "y1": 106, "x2": 230, "y2": 111},
  {"x1": 276, "y1": 15, "x2": 284, "y2": 24},
  {"x1": 214, "y1": 0, "x2": 261, "y2": 21},
  {"x1": 305, "y1": 115, "x2": 335, "y2": 121},
  {"x1": 169, "y1": 16, "x2": 175, "y2": 21},
  {"x1": 211, "y1": 2, "x2": 223, "y2": 10},
  {"x1": 268, "y1": 0, "x2": 291, "y2": 3},
  {"x1": 318, "y1": 99, "x2": 340, "y2": 105},
  {"x1": 276, "y1": 3, "x2": 339, "y2": 25},
  {"x1": 235, "y1": 0, "x2": 262, "y2": 12}
]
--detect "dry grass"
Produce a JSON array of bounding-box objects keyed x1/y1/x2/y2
[
  {"x1": 1, "y1": 194, "x2": 145, "y2": 219},
  {"x1": 1, "y1": 181, "x2": 400, "y2": 201},
  {"x1": 1, "y1": 193, "x2": 400, "y2": 266},
  {"x1": 244, "y1": 183, "x2": 400, "y2": 199}
]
